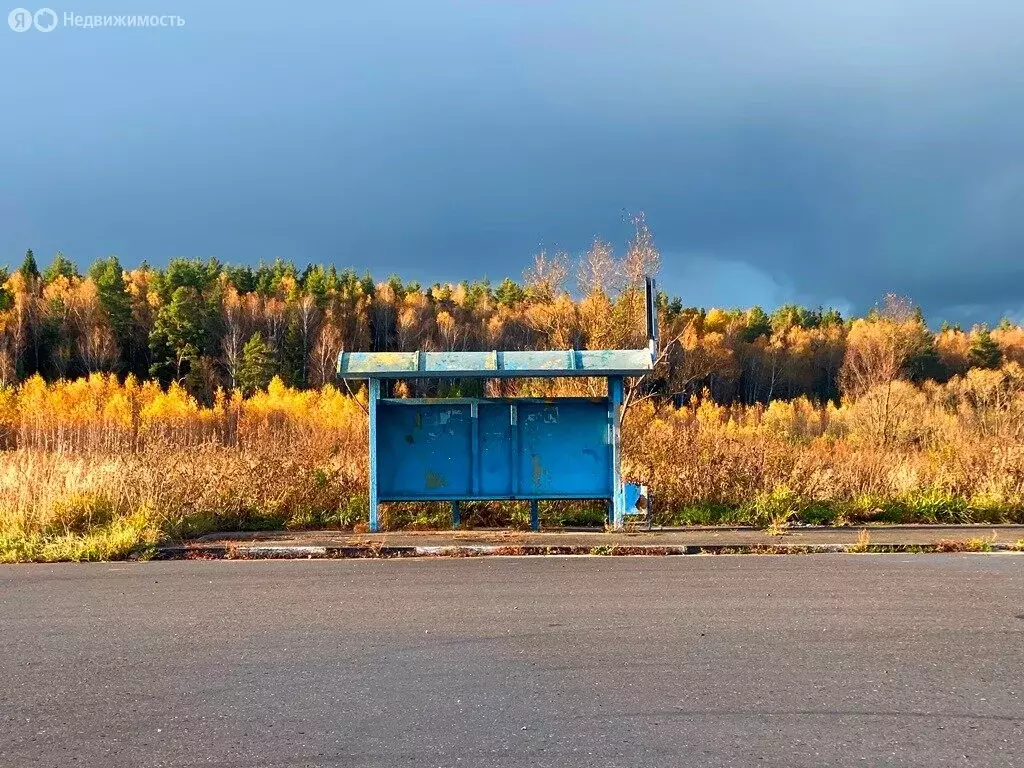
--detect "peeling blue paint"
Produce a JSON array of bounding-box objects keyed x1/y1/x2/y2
[{"x1": 338, "y1": 349, "x2": 652, "y2": 378}]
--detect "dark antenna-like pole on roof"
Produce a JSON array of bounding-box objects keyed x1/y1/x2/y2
[{"x1": 644, "y1": 275, "x2": 658, "y2": 360}]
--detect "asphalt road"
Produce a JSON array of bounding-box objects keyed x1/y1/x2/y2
[{"x1": 1, "y1": 556, "x2": 1022, "y2": 768}]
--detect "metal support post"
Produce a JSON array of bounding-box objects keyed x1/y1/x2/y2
[
  {"x1": 608, "y1": 376, "x2": 625, "y2": 529},
  {"x1": 368, "y1": 377, "x2": 380, "y2": 533}
]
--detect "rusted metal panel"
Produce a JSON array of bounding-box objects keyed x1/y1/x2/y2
[{"x1": 374, "y1": 400, "x2": 611, "y2": 503}]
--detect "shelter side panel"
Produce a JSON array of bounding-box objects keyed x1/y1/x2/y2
[
  {"x1": 517, "y1": 401, "x2": 611, "y2": 497},
  {"x1": 377, "y1": 403, "x2": 472, "y2": 498}
]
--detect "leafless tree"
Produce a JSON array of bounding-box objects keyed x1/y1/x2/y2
[
  {"x1": 220, "y1": 287, "x2": 247, "y2": 389},
  {"x1": 524, "y1": 250, "x2": 570, "y2": 303},
  {"x1": 577, "y1": 238, "x2": 618, "y2": 298},
  {"x1": 311, "y1": 317, "x2": 343, "y2": 387},
  {"x1": 71, "y1": 280, "x2": 118, "y2": 372},
  {"x1": 295, "y1": 293, "x2": 321, "y2": 384}
]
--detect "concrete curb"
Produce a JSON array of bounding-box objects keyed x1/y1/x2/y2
[{"x1": 152, "y1": 541, "x2": 1024, "y2": 560}]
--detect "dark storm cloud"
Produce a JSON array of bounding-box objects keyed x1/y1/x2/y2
[{"x1": 2, "y1": 0, "x2": 1024, "y2": 323}]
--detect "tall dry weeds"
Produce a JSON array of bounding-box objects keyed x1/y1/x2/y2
[{"x1": 2, "y1": 365, "x2": 1023, "y2": 560}]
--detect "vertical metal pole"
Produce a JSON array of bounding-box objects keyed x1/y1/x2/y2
[
  {"x1": 451, "y1": 500, "x2": 461, "y2": 529},
  {"x1": 608, "y1": 376, "x2": 625, "y2": 529},
  {"x1": 645, "y1": 276, "x2": 659, "y2": 361},
  {"x1": 530, "y1": 499, "x2": 540, "y2": 532},
  {"x1": 368, "y1": 377, "x2": 380, "y2": 533}
]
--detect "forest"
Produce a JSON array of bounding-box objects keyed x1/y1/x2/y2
[
  {"x1": 0, "y1": 226, "x2": 1020, "y2": 404},
  {"x1": 1, "y1": 219, "x2": 1023, "y2": 561}
]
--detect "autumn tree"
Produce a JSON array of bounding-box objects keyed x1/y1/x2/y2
[
  {"x1": 577, "y1": 238, "x2": 617, "y2": 298},
  {"x1": 71, "y1": 279, "x2": 118, "y2": 372},
  {"x1": 0, "y1": 269, "x2": 22, "y2": 384},
  {"x1": 289, "y1": 293, "x2": 320, "y2": 387},
  {"x1": 839, "y1": 294, "x2": 925, "y2": 444},
  {"x1": 124, "y1": 266, "x2": 157, "y2": 379},
  {"x1": 992, "y1": 320, "x2": 1024, "y2": 365},
  {"x1": 220, "y1": 283, "x2": 248, "y2": 389},
  {"x1": 614, "y1": 212, "x2": 661, "y2": 350},
  {"x1": 310, "y1": 315, "x2": 343, "y2": 387},
  {"x1": 41, "y1": 274, "x2": 76, "y2": 378},
  {"x1": 395, "y1": 291, "x2": 431, "y2": 352},
  {"x1": 839, "y1": 295, "x2": 921, "y2": 399},
  {"x1": 370, "y1": 281, "x2": 401, "y2": 352},
  {"x1": 935, "y1": 326, "x2": 971, "y2": 379},
  {"x1": 577, "y1": 239, "x2": 617, "y2": 351},
  {"x1": 523, "y1": 250, "x2": 569, "y2": 304},
  {"x1": 662, "y1": 323, "x2": 737, "y2": 401}
]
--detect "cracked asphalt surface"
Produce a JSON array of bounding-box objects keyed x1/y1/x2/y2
[{"x1": 2, "y1": 555, "x2": 1022, "y2": 767}]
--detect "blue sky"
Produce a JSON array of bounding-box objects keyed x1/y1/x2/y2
[{"x1": 3, "y1": 0, "x2": 1024, "y2": 324}]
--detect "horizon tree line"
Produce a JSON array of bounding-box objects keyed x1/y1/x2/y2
[{"x1": 1, "y1": 225, "x2": 1021, "y2": 406}]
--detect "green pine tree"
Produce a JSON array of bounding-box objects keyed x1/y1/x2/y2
[
  {"x1": 148, "y1": 259, "x2": 221, "y2": 387},
  {"x1": 42, "y1": 251, "x2": 79, "y2": 283},
  {"x1": 237, "y1": 332, "x2": 277, "y2": 395},
  {"x1": 741, "y1": 306, "x2": 772, "y2": 342},
  {"x1": 907, "y1": 329, "x2": 944, "y2": 381},
  {"x1": 281, "y1": 312, "x2": 306, "y2": 387},
  {"x1": 88, "y1": 256, "x2": 133, "y2": 369},
  {"x1": 20, "y1": 249, "x2": 39, "y2": 279},
  {"x1": 494, "y1": 278, "x2": 524, "y2": 307},
  {"x1": 303, "y1": 264, "x2": 335, "y2": 309},
  {"x1": 225, "y1": 264, "x2": 257, "y2": 293},
  {"x1": 149, "y1": 286, "x2": 209, "y2": 384},
  {"x1": 820, "y1": 308, "x2": 843, "y2": 326},
  {"x1": 969, "y1": 325, "x2": 1002, "y2": 370}
]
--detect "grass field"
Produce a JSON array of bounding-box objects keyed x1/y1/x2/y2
[{"x1": 1, "y1": 369, "x2": 1022, "y2": 561}]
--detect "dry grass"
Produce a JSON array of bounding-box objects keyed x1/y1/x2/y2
[
  {"x1": 848, "y1": 529, "x2": 872, "y2": 553},
  {"x1": 0, "y1": 376, "x2": 368, "y2": 561},
  {"x1": 934, "y1": 533, "x2": 997, "y2": 553},
  {"x1": 1, "y1": 367, "x2": 1023, "y2": 561},
  {"x1": 623, "y1": 367, "x2": 1024, "y2": 526}
]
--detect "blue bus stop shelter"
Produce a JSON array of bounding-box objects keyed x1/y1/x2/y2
[{"x1": 339, "y1": 280, "x2": 658, "y2": 533}]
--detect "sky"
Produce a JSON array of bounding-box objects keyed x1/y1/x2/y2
[{"x1": 2, "y1": 0, "x2": 1024, "y2": 325}]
